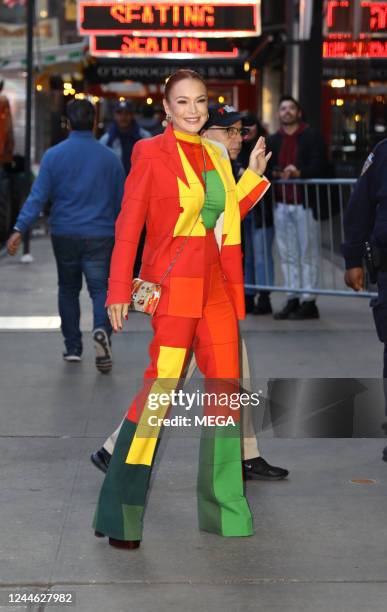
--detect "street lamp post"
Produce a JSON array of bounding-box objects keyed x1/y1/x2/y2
[
  {"x1": 23, "y1": 0, "x2": 35, "y2": 257},
  {"x1": 298, "y1": 0, "x2": 324, "y2": 131},
  {"x1": 285, "y1": 0, "x2": 324, "y2": 131}
]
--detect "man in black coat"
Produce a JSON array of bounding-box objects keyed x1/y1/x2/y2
[
  {"x1": 266, "y1": 96, "x2": 328, "y2": 320},
  {"x1": 239, "y1": 114, "x2": 274, "y2": 315}
]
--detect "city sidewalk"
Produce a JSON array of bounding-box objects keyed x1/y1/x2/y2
[{"x1": 0, "y1": 236, "x2": 386, "y2": 612}]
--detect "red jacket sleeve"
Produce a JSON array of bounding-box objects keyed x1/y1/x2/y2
[{"x1": 106, "y1": 141, "x2": 152, "y2": 305}]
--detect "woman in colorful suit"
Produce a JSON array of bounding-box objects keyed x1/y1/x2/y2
[{"x1": 93, "y1": 70, "x2": 271, "y2": 549}]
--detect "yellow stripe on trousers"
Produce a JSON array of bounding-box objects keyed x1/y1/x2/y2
[{"x1": 125, "y1": 346, "x2": 187, "y2": 466}]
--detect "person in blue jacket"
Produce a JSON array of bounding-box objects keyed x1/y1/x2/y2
[
  {"x1": 7, "y1": 100, "x2": 125, "y2": 373},
  {"x1": 99, "y1": 99, "x2": 150, "y2": 175},
  {"x1": 342, "y1": 138, "x2": 387, "y2": 461}
]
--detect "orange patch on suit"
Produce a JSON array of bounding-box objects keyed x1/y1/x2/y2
[
  {"x1": 168, "y1": 276, "x2": 204, "y2": 317},
  {"x1": 227, "y1": 283, "x2": 246, "y2": 319}
]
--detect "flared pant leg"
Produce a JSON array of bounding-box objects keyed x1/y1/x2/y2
[
  {"x1": 194, "y1": 259, "x2": 253, "y2": 537},
  {"x1": 93, "y1": 313, "x2": 196, "y2": 541}
]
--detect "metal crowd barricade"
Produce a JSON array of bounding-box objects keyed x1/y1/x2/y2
[{"x1": 244, "y1": 178, "x2": 377, "y2": 299}]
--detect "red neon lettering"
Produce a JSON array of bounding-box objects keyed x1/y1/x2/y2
[
  {"x1": 326, "y1": 1, "x2": 349, "y2": 28},
  {"x1": 184, "y1": 6, "x2": 202, "y2": 27},
  {"x1": 205, "y1": 7, "x2": 215, "y2": 27},
  {"x1": 155, "y1": 5, "x2": 169, "y2": 25},
  {"x1": 369, "y1": 5, "x2": 387, "y2": 31},
  {"x1": 323, "y1": 39, "x2": 387, "y2": 57},
  {"x1": 110, "y1": 4, "x2": 142, "y2": 24},
  {"x1": 110, "y1": 5, "x2": 126, "y2": 24},
  {"x1": 105, "y1": 35, "x2": 231, "y2": 57},
  {"x1": 180, "y1": 39, "x2": 192, "y2": 52},
  {"x1": 172, "y1": 5, "x2": 180, "y2": 25},
  {"x1": 120, "y1": 36, "x2": 132, "y2": 52},
  {"x1": 183, "y1": 5, "x2": 214, "y2": 27},
  {"x1": 181, "y1": 38, "x2": 207, "y2": 53},
  {"x1": 161, "y1": 38, "x2": 169, "y2": 52},
  {"x1": 147, "y1": 37, "x2": 159, "y2": 52},
  {"x1": 142, "y1": 6, "x2": 154, "y2": 24},
  {"x1": 327, "y1": 1, "x2": 387, "y2": 32}
]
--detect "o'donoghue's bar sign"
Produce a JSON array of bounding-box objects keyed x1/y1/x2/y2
[
  {"x1": 78, "y1": 1, "x2": 260, "y2": 37},
  {"x1": 84, "y1": 58, "x2": 249, "y2": 83}
]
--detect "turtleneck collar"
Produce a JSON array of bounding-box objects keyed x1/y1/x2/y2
[{"x1": 173, "y1": 129, "x2": 202, "y2": 144}]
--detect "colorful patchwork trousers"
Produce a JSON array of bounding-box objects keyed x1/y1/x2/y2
[{"x1": 93, "y1": 231, "x2": 254, "y2": 540}]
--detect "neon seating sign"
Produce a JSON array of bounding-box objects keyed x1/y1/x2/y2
[
  {"x1": 90, "y1": 35, "x2": 238, "y2": 58},
  {"x1": 78, "y1": 1, "x2": 260, "y2": 37}
]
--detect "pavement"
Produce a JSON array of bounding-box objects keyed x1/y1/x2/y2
[{"x1": 0, "y1": 235, "x2": 387, "y2": 612}]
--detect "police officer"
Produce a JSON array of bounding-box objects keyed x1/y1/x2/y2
[{"x1": 342, "y1": 138, "x2": 387, "y2": 462}]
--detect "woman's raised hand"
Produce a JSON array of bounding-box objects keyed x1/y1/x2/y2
[
  {"x1": 248, "y1": 136, "x2": 272, "y2": 176},
  {"x1": 107, "y1": 303, "x2": 130, "y2": 332}
]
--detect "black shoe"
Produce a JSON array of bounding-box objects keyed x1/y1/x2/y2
[
  {"x1": 93, "y1": 328, "x2": 113, "y2": 374},
  {"x1": 383, "y1": 446, "x2": 387, "y2": 463},
  {"x1": 288, "y1": 300, "x2": 320, "y2": 320},
  {"x1": 90, "y1": 447, "x2": 111, "y2": 473},
  {"x1": 273, "y1": 298, "x2": 300, "y2": 320},
  {"x1": 245, "y1": 294, "x2": 255, "y2": 314},
  {"x1": 243, "y1": 457, "x2": 289, "y2": 481},
  {"x1": 254, "y1": 292, "x2": 272, "y2": 315}
]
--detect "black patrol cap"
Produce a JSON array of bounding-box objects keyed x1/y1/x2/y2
[
  {"x1": 113, "y1": 99, "x2": 134, "y2": 112},
  {"x1": 202, "y1": 103, "x2": 242, "y2": 130}
]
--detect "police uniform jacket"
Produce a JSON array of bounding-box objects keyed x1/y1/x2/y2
[{"x1": 342, "y1": 139, "x2": 387, "y2": 269}]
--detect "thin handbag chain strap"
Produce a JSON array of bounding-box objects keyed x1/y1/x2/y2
[{"x1": 158, "y1": 142, "x2": 207, "y2": 285}]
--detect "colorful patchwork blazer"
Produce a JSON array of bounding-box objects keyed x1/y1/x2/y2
[{"x1": 106, "y1": 123, "x2": 270, "y2": 319}]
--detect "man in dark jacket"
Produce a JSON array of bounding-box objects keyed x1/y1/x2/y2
[
  {"x1": 7, "y1": 100, "x2": 126, "y2": 373},
  {"x1": 267, "y1": 96, "x2": 328, "y2": 320},
  {"x1": 99, "y1": 99, "x2": 150, "y2": 175},
  {"x1": 100, "y1": 99, "x2": 150, "y2": 277},
  {"x1": 239, "y1": 113, "x2": 274, "y2": 315}
]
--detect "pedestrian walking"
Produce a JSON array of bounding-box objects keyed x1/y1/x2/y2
[
  {"x1": 7, "y1": 100, "x2": 125, "y2": 373},
  {"x1": 92, "y1": 69, "x2": 271, "y2": 550},
  {"x1": 267, "y1": 96, "x2": 328, "y2": 320},
  {"x1": 0, "y1": 81, "x2": 14, "y2": 166}
]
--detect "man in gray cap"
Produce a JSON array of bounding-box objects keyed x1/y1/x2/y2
[
  {"x1": 201, "y1": 103, "x2": 246, "y2": 168},
  {"x1": 201, "y1": 104, "x2": 274, "y2": 315},
  {"x1": 100, "y1": 100, "x2": 150, "y2": 175}
]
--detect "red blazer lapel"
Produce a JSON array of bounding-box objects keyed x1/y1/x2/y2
[{"x1": 160, "y1": 124, "x2": 189, "y2": 187}]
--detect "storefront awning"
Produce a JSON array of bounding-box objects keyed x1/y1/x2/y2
[{"x1": 0, "y1": 42, "x2": 86, "y2": 72}]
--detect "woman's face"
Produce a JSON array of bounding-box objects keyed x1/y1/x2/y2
[{"x1": 163, "y1": 78, "x2": 208, "y2": 135}]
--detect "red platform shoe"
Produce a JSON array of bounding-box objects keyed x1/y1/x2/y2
[{"x1": 94, "y1": 531, "x2": 140, "y2": 549}]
